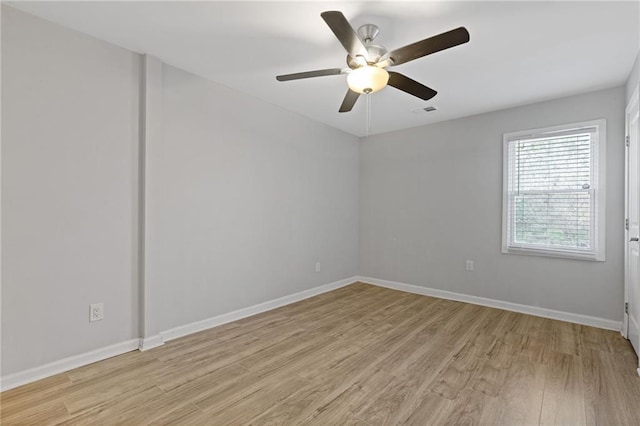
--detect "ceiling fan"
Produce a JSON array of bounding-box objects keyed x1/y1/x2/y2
[{"x1": 276, "y1": 11, "x2": 470, "y2": 113}]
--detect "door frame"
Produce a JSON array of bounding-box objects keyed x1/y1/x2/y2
[{"x1": 624, "y1": 83, "x2": 639, "y2": 340}]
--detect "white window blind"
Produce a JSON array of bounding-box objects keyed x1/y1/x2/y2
[{"x1": 502, "y1": 120, "x2": 606, "y2": 261}]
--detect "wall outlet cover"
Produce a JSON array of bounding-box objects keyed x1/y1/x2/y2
[
  {"x1": 90, "y1": 303, "x2": 104, "y2": 322},
  {"x1": 465, "y1": 260, "x2": 474, "y2": 271}
]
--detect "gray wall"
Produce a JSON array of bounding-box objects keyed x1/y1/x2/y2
[
  {"x1": 1, "y1": 7, "x2": 360, "y2": 373},
  {"x1": 1, "y1": 7, "x2": 141, "y2": 374},
  {"x1": 0, "y1": 4, "x2": 631, "y2": 379},
  {"x1": 360, "y1": 87, "x2": 626, "y2": 322},
  {"x1": 144, "y1": 64, "x2": 360, "y2": 334},
  {"x1": 628, "y1": 52, "x2": 640, "y2": 104}
]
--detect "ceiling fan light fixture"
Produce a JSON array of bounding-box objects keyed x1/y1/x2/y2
[{"x1": 347, "y1": 66, "x2": 389, "y2": 94}]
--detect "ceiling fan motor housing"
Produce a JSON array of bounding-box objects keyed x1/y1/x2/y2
[{"x1": 347, "y1": 45, "x2": 388, "y2": 68}]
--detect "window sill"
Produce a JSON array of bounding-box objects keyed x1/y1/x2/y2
[{"x1": 502, "y1": 246, "x2": 604, "y2": 262}]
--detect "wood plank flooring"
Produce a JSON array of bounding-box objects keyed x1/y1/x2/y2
[{"x1": 2, "y1": 283, "x2": 639, "y2": 425}]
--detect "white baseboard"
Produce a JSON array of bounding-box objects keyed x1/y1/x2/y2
[
  {"x1": 160, "y1": 276, "x2": 359, "y2": 342},
  {"x1": 10, "y1": 275, "x2": 616, "y2": 391},
  {"x1": 0, "y1": 277, "x2": 358, "y2": 392},
  {"x1": 138, "y1": 335, "x2": 164, "y2": 352},
  {"x1": 0, "y1": 339, "x2": 139, "y2": 392},
  {"x1": 359, "y1": 276, "x2": 622, "y2": 332}
]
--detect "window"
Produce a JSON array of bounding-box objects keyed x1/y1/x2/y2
[{"x1": 502, "y1": 119, "x2": 606, "y2": 261}]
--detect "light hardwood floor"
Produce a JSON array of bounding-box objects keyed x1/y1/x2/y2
[{"x1": 2, "y1": 283, "x2": 639, "y2": 425}]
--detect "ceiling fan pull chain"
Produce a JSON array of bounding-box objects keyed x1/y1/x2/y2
[{"x1": 366, "y1": 93, "x2": 371, "y2": 137}]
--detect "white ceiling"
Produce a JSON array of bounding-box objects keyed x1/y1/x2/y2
[{"x1": 8, "y1": 1, "x2": 640, "y2": 137}]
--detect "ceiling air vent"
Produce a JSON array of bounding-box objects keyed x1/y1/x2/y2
[{"x1": 412, "y1": 106, "x2": 437, "y2": 114}]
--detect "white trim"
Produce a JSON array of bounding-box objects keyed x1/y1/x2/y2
[
  {"x1": 138, "y1": 335, "x2": 164, "y2": 351},
  {"x1": 626, "y1": 84, "x2": 639, "y2": 116},
  {"x1": 501, "y1": 246, "x2": 603, "y2": 262},
  {"x1": 637, "y1": 368, "x2": 640, "y2": 377},
  {"x1": 629, "y1": 313, "x2": 640, "y2": 358},
  {"x1": 359, "y1": 276, "x2": 621, "y2": 332},
  {"x1": 0, "y1": 276, "x2": 621, "y2": 391},
  {"x1": 501, "y1": 119, "x2": 607, "y2": 262},
  {"x1": 0, "y1": 277, "x2": 357, "y2": 392},
  {"x1": 160, "y1": 276, "x2": 358, "y2": 342},
  {"x1": 624, "y1": 84, "x2": 640, "y2": 342},
  {"x1": 0, "y1": 339, "x2": 139, "y2": 392}
]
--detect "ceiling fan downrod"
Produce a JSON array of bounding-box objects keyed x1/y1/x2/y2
[{"x1": 357, "y1": 24, "x2": 380, "y2": 44}]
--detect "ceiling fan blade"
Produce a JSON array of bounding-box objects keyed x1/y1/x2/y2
[
  {"x1": 387, "y1": 72, "x2": 437, "y2": 101},
  {"x1": 276, "y1": 68, "x2": 343, "y2": 81},
  {"x1": 339, "y1": 89, "x2": 360, "y2": 113},
  {"x1": 386, "y1": 27, "x2": 469, "y2": 67},
  {"x1": 321, "y1": 11, "x2": 369, "y2": 60}
]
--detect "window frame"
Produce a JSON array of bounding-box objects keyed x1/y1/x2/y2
[{"x1": 501, "y1": 119, "x2": 606, "y2": 261}]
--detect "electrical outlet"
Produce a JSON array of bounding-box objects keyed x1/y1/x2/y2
[
  {"x1": 315, "y1": 262, "x2": 321, "y2": 273},
  {"x1": 90, "y1": 303, "x2": 104, "y2": 322},
  {"x1": 465, "y1": 260, "x2": 474, "y2": 271}
]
